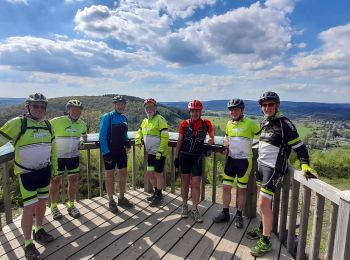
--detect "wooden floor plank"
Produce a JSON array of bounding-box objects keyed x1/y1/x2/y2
[
  {"x1": 41, "y1": 191, "x2": 148, "y2": 260},
  {"x1": 0, "y1": 196, "x2": 105, "y2": 258},
  {"x1": 210, "y1": 215, "x2": 251, "y2": 260},
  {"x1": 186, "y1": 208, "x2": 238, "y2": 259},
  {"x1": 159, "y1": 201, "x2": 217, "y2": 260},
  {"x1": 232, "y1": 217, "x2": 260, "y2": 260},
  {"x1": 64, "y1": 192, "x2": 175, "y2": 260},
  {"x1": 95, "y1": 193, "x2": 182, "y2": 259}
]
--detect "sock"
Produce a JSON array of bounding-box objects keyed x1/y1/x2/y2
[
  {"x1": 236, "y1": 210, "x2": 242, "y2": 217},
  {"x1": 154, "y1": 187, "x2": 157, "y2": 194},
  {"x1": 259, "y1": 221, "x2": 263, "y2": 230},
  {"x1": 223, "y1": 208, "x2": 229, "y2": 215},
  {"x1": 50, "y1": 202, "x2": 57, "y2": 209},
  {"x1": 119, "y1": 193, "x2": 124, "y2": 199},
  {"x1": 25, "y1": 239, "x2": 33, "y2": 247},
  {"x1": 156, "y1": 188, "x2": 162, "y2": 197},
  {"x1": 262, "y1": 235, "x2": 270, "y2": 243},
  {"x1": 35, "y1": 226, "x2": 42, "y2": 233},
  {"x1": 67, "y1": 200, "x2": 74, "y2": 208}
]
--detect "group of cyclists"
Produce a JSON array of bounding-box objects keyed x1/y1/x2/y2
[{"x1": 0, "y1": 91, "x2": 319, "y2": 259}]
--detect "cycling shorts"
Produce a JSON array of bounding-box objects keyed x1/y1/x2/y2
[
  {"x1": 19, "y1": 165, "x2": 51, "y2": 206},
  {"x1": 55, "y1": 156, "x2": 80, "y2": 176},
  {"x1": 147, "y1": 154, "x2": 166, "y2": 173},
  {"x1": 223, "y1": 157, "x2": 252, "y2": 188},
  {"x1": 179, "y1": 152, "x2": 203, "y2": 177},
  {"x1": 104, "y1": 150, "x2": 128, "y2": 170}
]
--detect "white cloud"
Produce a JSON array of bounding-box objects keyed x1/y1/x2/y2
[{"x1": 7, "y1": 0, "x2": 28, "y2": 5}]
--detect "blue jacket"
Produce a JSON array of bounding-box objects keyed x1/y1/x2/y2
[{"x1": 99, "y1": 111, "x2": 129, "y2": 155}]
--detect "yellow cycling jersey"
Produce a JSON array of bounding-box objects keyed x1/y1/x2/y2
[
  {"x1": 50, "y1": 116, "x2": 87, "y2": 158},
  {"x1": 0, "y1": 116, "x2": 57, "y2": 175}
]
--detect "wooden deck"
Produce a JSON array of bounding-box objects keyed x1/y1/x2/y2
[{"x1": 0, "y1": 190, "x2": 293, "y2": 259}]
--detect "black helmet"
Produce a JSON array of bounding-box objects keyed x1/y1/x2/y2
[
  {"x1": 66, "y1": 99, "x2": 83, "y2": 110},
  {"x1": 227, "y1": 99, "x2": 245, "y2": 109},
  {"x1": 112, "y1": 95, "x2": 126, "y2": 104},
  {"x1": 258, "y1": 91, "x2": 280, "y2": 105},
  {"x1": 26, "y1": 93, "x2": 48, "y2": 104}
]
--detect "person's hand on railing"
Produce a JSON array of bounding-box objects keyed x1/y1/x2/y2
[
  {"x1": 156, "y1": 152, "x2": 162, "y2": 160},
  {"x1": 301, "y1": 163, "x2": 319, "y2": 180},
  {"x1": 103, "y1": 153, "x2": 113, "y2": 164},
  {"x1": 79, "y1": 140, "x2": 85, "y2": 149},
  {"x1": 174, "y1": 157, "x2": 179, "y2": 168},
  {"x1": 207, "y1": 137, "x2": 214, "y2": 146},
  {"x1": 221, "y1": 146, "x2": 228, "y2": 155}
]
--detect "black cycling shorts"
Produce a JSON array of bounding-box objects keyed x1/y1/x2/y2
[
  {"x1": 147, "y1": 154, "x2": 166, "y2": 173},
  {"x1": 104, "y1": 150, "x2": 128, "y2": 170},
  {"x1": 179, "y1": 153, "x2": 202, "y2": 177},
  {"x1": 256, "y1": 163, "x2": 281, "y2": 198},
  {"x1": 57, "y1": 156, "x2": 80, "y2": 175}
]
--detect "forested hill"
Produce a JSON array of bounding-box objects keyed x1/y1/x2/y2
[
  {"x1": 0, "y1": 95, "x2": 188, "y2": 132},
  {"x1": 163, "y1": 100, "x2": 350, "y2": 120}
]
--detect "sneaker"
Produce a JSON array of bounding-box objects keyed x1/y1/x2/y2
[
  {"x1": 108, "y1": 200, "x2": 119, "y2": 213},
  {"x1": 234, "y1": 215, "x2": 243, "y2": 229},
  {"x1": 213, "y1": 212, "x2": 230, "y2": 223},
  {"x1": 51, "y1": 207, "x2": 62, "y2": 220},
  {"x1": 250, "y1": 237, "x2": 272, "y2": 257},
  {"x1": 191, "y1": 209, "x2": 203, "y2": 223},
  {"x1": 33, "y1": 228, "x2": 54, "y2": 244},
  {"x1": 146, "y1": 193, "x2": 156, "y2": 201},
  {"x1": 246, "y1": 226, "x2": 263, "y2": 240},
  {"x1": 24, "y1": 243, "x2": 40, "y2": 260},
  {"x1": 181, "y1": 204, "x2": 189, "y2": 218},
  {"x1": 149, "y1": 195, "x2": 163, "y2": 207},
  {"x1": 118, "y1": 197, "x2": 134, "y2": 208},
  {"x1": 67, "y1": 206, "x2": 81, "y2": 218}
]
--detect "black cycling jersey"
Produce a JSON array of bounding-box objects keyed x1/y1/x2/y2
[
  {"x1": 180, "y1": 119, "x2": 208, "y2": 155},
  {"x1": 258, "y1": 113, "x2": 309, "y2": 173}
]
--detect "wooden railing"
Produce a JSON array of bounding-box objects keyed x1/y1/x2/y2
[{"x1": 1, "y1": 133, "x2": 349, "y2": 260}]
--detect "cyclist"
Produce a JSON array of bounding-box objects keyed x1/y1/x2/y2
[
  {"x1": 213, "y1": 99, "x2": 260, "y2": 228},
  {"x1": 0, "y1": 93, "x2": 55, "y2": 259},
  {"x1": 248, "y1": 91, "x2": 318, "y2": 257},
  {"x1": 174, "y1": 100, "x2": 214, "y2": 223},
  {"x1": 49, "y1": 99, "x2": 87, "y2": 220},
  {"x1": 99, "y1": 95, "x2": 133, "y2": 213},
  {"x1": 135, "y1": 98, "x2": 169, "y2": 207}
]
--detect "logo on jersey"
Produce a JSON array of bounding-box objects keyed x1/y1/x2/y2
[{"x1": 33, "y1": 131, "x2": 50, "y2": 138}]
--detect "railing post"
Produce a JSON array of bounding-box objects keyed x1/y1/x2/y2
[
  {"x1": 212, "y1": 152, "x2": 217, "y2": 203},
  {"x1": 2, "y1": 162, "x2": 13, "y2": 225},
  {"x1": 131, "y1": 143, "x2": 136, "y2": 190},
  {"x1": 287, "y1": 178, "x2": 300, "y2": 256},
  {"x1": 143, "y1": 147, "x2": 152, "y2": 193},
  {"x1": 279, "y1": 173, "x2": 291, "y2": 244},
  {"x1": 332, "y1": 190, "x2": 350, "y2": 260},
  {"x1": 297, "y1": 186, "x2": 311, "y2": 260},
  {"x1": 244, "y1": 149, "x2": 257, "y2": 218},
  {"x1": 201, "y1": 155, "x2": 206, "y2": 201},
  {"x1": 86, "y1": 148, "x2": 91, "y2": 199},
  {"x1": 99, "y1": 149, "x2": 104, "y2": 197},
  {"x1": 310, "y1": 193, "x2": 325, "y2": 260},
  {"x1": 171, "y1": 147, "x2": 175, "y2": 193},
  {"x1": 324, "y1": 202, "x2": 338, "y2": 260}
]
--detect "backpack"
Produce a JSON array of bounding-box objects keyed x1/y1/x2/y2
[{"x1": 14, "y1": 115, "x2": 53, "y2": 146}]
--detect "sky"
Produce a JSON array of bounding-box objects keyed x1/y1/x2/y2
[{"x1": 0, "y1": 0, "x2": 350, "y2": 103}]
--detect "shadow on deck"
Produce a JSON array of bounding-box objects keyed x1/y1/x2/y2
[{"x1": 0, "y1": 190, "x2": 293, "y2": 259}]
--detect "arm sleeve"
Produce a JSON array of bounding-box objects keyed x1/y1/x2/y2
[
  {"x1": 251, "y1": 120, "x2": 261, "y2": 135},
  {"x1": 205, "y1": 119, "x2": 214, "y2": 136},
  {"x1": 134, "y1": 119, "x2": 145, "y2": 145},
  {"x1": 283, "y1": 118, "x2": 309, "y2": 164},
  {"x1": 157, "y1": 117, "x2": 169, "y2": 154},
  {"x1": 99, "y1": 114, "x2": 110, "y2": 155},
  {"x1": 0, "y1": 118, "x2": 20, "y2": 146}
]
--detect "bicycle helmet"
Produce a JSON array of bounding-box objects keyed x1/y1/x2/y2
[
  {"x1": 227, "y1": 99, "x2": 245, "y2": 109},
  {"x1": 144, "y1": 98, "x2": 157, "y2": 106},
  {"x1": 26, "y1": 93, "x2": 48, "y2": 104},
  {"x1": 188, "y1": 100, "x2": 203, "y2": 110},
  {"x1": 112, "y1": 95, "x2": 127, "y2": 104},
  {"x1": 258, "y1": 91, "x2": 280, "y2": 105},
  {"x1": 66, "y1": 99, "x2": 83, "y2": 110}
]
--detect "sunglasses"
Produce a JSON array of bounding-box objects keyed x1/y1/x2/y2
[
  {"x1": 145, "y1": 105, "x2": 156, "y2": 110},
  {"x1": 261, "y1": 102, "x2": 276, "y2": 108},
  {"x1": 32, "y1": 104, "x2": 47, "y2": 110}
]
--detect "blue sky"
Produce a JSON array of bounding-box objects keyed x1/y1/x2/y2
[{"x1": 0, "y1": 0, "x2": 349, "y2": 103}]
